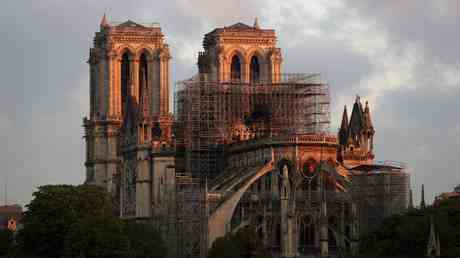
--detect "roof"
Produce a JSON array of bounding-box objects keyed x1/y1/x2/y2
[
  {"x1": 0, "y1": 205, "x2": 22, "y2": 214},
  {"x1": 109, "y1": 20, "x2": 160, "y2": 28},
  {"x1": 338, "y1": 105, "x2": 349, "y2": 145},
  {"x1": 226, "y1": 22, "x2": 253, "y2": 29},
  {"x1": 99, "y1": 15, "x2": 160, "y2": 29},
  {"x1": 348, "y1": 99, "x2": 365, "y2": 136},
  {"x1": 350, "y1": 164, "x2": 403, "y2": 172},
  {"x1": 0, "y1": 205, "x2": 22, "y2": 228}
]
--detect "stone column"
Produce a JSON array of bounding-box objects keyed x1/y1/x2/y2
[
  {"x1": 280, "y1": 165, "x2": 292, "y2": 258},
  {"x1": 350, "y1": 202, "x2": 359, "y2": 255},
  {"x1": 132, "y1": 58, "x2": 140, "y2": 103},
  {"x1": 107, "y1": 51, "x2": 116, "y2": 118},
  {"x1": 136, "y1": 152, "x2": 152, "y2": 219},
  {"x1": 338, "y1": 203, "x2": 346, "y2": 249},
  {"x1": 88, "y1": 54, "x2": 98, "y2": 119},
  {"x1": 147, "y1": 56, "x2": 156, "y2": 116},
  {"x1": 159, "y1": 46, "x2": 171, "y2": 116},
  {"x1": 320, "y1": 200, "x2": 328, "y2": 256},
  {"x1": 243, "y1": 56, "x2": 250, "y2": 83},
  {"x1": 114, "y1": 57, "x2": 121, "y2": 117},
  {"x1": 217, "y1": 55, "x2": 224, "y2": 82},
  {"x1": 98, "y1": 58, "x2": 106, "y2": 116},
  {"x1": 319, "y1": 171, "x2": 329, "y2": 256}
]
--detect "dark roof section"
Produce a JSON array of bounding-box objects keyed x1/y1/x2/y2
[
  {"x1": 202, "y1": 21, "x2": 276, "y2": 50},
  {"x1": 117, "y1": 20, "x2": 146, "y2": 28},
  {"x1": 348, "y1": 97, "x2": 365, "y2": 137},
  {"x1": 227, "y1": 22, "x2": 253, "y2": 29},
  {"x1": 363, "y1": 101, "x2": 373, "y2": 129},
  {"x1": 350, "y1": 164, "x2": 403, "y2": 172},
  {"x1": 338, "y1": 105, "x2": 348, "y2": 145}
]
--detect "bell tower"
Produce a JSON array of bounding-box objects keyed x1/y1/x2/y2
[
  {"x1": 197, "y1": 18, "x2": 283, "y2": 83},
  {"x1": 83, "y1": 15, "x2": 173, "y2": 196}
]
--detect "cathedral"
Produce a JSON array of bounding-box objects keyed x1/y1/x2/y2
[{"x1": 83, "y1": 16, "x2": 410, "y2": 258}]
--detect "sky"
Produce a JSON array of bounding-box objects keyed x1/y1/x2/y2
[{"x1": 1, "y1": 0, "x2": 459, "y2": 207}]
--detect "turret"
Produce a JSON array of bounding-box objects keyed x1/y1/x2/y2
[
  {"x1": 338, "y1": 95, "x2": 375, "y2": 167},
  {"x1": 421, "y1": 184, "x2": 426, "y2": 209},
  {"x1": 100, "y1": 13, "x2": 109, "y2": 28},
  {"x1": 338, "y1": 105, "x2": 348, "y2": 143}
]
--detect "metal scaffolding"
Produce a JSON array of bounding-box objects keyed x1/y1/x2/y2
[
  {"x1": 173, "y1": 73, "x2": 330, "y2": 258},
  {"x1": 174, "y1": 73, "x2": 331, "y2": 178},
  {"x1": 349, "y1": 163, "x2": 410, "y2": 234}
]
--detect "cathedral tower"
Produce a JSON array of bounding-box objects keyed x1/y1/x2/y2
[
  {"x1": 83, "y1": 15, "x2": 173, "y2": 201},
  {"x1": 197, "y1": 18, "x2": 282, "y2": 83},
  {"x1": 338, "y1": 95, "x2": 375, "y2": 167}
]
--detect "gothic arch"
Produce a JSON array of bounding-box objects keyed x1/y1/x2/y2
[
  {"x1": 230, "y1": 55, "x2": 242, "y2": 81},
  {"x1": 247, "y1": 48, "x2": 266, "y2": 83},
  {"x1": 135, "y1": 47, "x2": 154, "y2": 60},
  {"x1": 117, "y1": 45, "x2": 136, "y2": 58},
  {"x1": 225, "y1": 47, "x2": 247, "y2": 81},
  {"x1": 208, "y1": 160, "x2": 274, "y2": 248},
  {"x1": 225, "y1": 47, "x2": 247, "y2": 62},
  {"x1": 120, "y1": 50, "x2": 134, "y2": 117}
]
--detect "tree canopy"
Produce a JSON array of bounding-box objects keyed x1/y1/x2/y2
[
  {"x1": 208, "y1": 226, "x2": 272, "y2": 258},
  {"x1": 0, "y1": 229, "x2": 13, "y2": 257},
  {"x1": 3, "y1": 184, "x2": 167, "y2": 258},
  {"x1": 360, "y1": 198, "x2": 460, "y2": 258}
]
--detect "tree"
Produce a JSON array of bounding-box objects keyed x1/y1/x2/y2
[
  {"x1": 7, "y1": 184, "x2": 170, "y2": 258},
  {"x1": 63, "y1": 214, "x2": 130, "y2": 258},
  {"x1": 360, "y1": 198, "x2": 460, "y2": 258},
  {"x1": 16, "y1": 185, "x2": 116, "y2": 258},
  {"x1": 208, "y1": 226, "x2": 272, "y2": 258},
  {"x1": 124, "y1": 222, "x2": 168, "y2": 258},
  {"x1": 0, "y1": 228, "x2": 13, "y2": 257}
]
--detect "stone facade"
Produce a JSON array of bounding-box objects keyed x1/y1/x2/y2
[
  {"x1": 83, "y1": 16, "x2": 174, "y2": 222},
  {"x1": 83, "y1": 17, "x2": 410, "y2": 258}
]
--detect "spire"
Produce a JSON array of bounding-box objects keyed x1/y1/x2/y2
[
  {"x1": 100, "y1": 13, "x2": 109, "y2": 28},
  {"x1": 340, "y1": 105, "x2": 349, "y2": 130},
  {"x1": 349, "y1": 95, "x2": 365, "y2": 136},
  {"x1": 338, "y1": 105, "x2": 349, "y2": 146},
  {"x1": 421, "y1": 184, "x2": 426, "y2": 209},
  {"x1": 364, "y1": 101, "x2": 374, "y2": 129},
  {"x1": 253, "y1": 17, "x2": 260, "y2": 29},
  {"x1": 409, "y1": 189, "x2": 414, "y2": 209},
  {"x1": 427, "y1": 215, "x2": 441, "y2": 257},
  {"x1": 139, "y1": 67, "x2": 150, "y2": 119}
]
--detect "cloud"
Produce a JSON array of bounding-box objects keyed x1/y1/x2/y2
[{"x1": 1, "y1": 0, "x2": 458, "y2": 206}]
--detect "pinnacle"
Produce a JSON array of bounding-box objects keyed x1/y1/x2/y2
[
  {"x1": 254, "y1": 17, "x2": 260, "y2": 29},
  {"x1": 100, "y1": 13, "x2": 109, "y2": 27}
]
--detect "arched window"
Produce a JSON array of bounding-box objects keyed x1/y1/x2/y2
[
  {"x1": 231, "y1": 55, "x2": 241, "y2": 81},
  {"x1": 121, "y1": 52, "x2": 131, "y2": 116},
  {"x1": 139, "y1": 53, "x2": 148, "y2": 102},
  {"x1": 250, "y1": 56, "x2": 260, "y2": 83}
]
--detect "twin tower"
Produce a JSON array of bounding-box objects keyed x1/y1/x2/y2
[{"x1": 83, "y1": 17, "x2": 286, "y2": 207}]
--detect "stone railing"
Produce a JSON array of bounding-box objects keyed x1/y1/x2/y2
[{"x1": 226, "y1": 134, "x2": 337, "y2": 153}]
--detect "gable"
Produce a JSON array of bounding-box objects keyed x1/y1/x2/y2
[
  {"x1": 117, "y1": 20, "x2": 145, "y2": 28},
  {"x1": 227, "y1": 22, "x2": 252, "y2": 29}
]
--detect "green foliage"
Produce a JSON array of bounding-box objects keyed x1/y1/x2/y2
[
  {"x1": 63, "y1": 214, "x2": 130, "y2": 258},
  {"x1": 0, "y1": 228, "x2": 13, "y2": 257},
  {"x1": 16, "y1": 185, "x2": 114, "y2": 258},
  {"x1": 3, "y1": 184, "x2": 169, "y2": 258},
  {"x1": 208, "y1": 234, "x2": 240, "y2": 258},
  {"x1": 124, "y1": 222, "x2": 168, "y2": 258},
  {"x1": 360, "y1": 198, "x2": 460, "y2": 258},
  {"x1": 208, "y1": 226, "x2": 272, "y2": 258}
]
